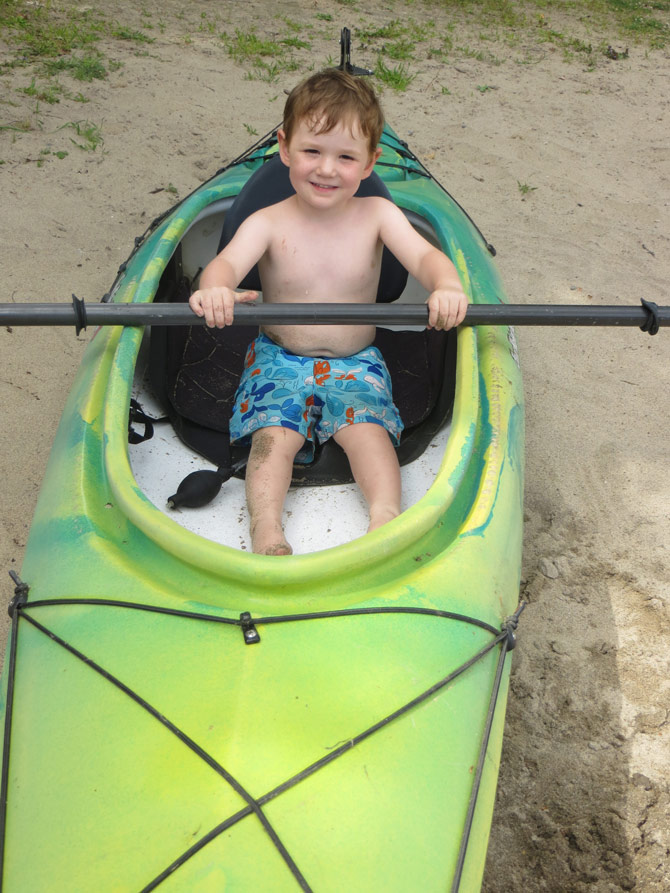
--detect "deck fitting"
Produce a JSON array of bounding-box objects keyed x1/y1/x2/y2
[{"x1": 240, "y1": 612, "x2": 261, "y2": 645}]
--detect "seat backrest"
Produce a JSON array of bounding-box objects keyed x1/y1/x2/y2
[{"x1": 217, "y1": 153, "x2": 408, "y2": 302}]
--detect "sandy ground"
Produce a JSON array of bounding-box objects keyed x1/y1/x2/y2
[{"x1": 1, "y1": 2, "x2": 669, "y2": 889}]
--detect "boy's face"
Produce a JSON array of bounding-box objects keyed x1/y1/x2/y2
[{"x1": 278, "y1": 116, "x2": 382, "y2": 211}]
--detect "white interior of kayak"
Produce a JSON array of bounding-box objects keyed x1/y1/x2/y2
[{"x1": 129, "y1": 200, "x2": 452, "y2": 555}]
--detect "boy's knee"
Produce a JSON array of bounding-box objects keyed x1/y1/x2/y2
[
  {"x1": 250, "y1": 426, "x2": 304, "y2": 461},
  {"x1": 334, "y1": 421, "x2": 391, "y2": 450}
]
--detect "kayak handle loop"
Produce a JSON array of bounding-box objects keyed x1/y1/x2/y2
[
  {"x1": 7, "y1": 571, "x2": 29, "y2": 618},
  {"x1": 640, "y1": 299, "x2": 659, "y2": 335},
  {"x1": 502, "y1": 600, "x2": 526, "y2": 651}
]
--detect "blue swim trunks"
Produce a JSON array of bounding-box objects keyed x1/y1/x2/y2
[{"x1": 229, "y1": 334, "x2": 403, "y2": 462}]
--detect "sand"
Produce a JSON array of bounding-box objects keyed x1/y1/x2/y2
[{"x1": 1, "y1": 2, "x2": 669, "y2": 889}]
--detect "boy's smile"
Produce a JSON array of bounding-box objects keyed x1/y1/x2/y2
[{"x1": 278, "y1": 117, "x2": 381, "y2": 211}]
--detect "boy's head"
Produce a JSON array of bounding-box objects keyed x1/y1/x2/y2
[{"x1": 282, "y1": 69, "x2": 384, "y2": 156}]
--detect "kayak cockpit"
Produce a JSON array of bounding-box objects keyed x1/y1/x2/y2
[
  {"x1": 122, "y1": 144, "x2": 464, "y2": 555},
  {"x1": 128, "y1": 203, "x2": 457, "y2": 553}
]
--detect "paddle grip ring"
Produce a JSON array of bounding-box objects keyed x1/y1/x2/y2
[
  {"x1": 72, "y1": 293, "x2": 88, "y2": 336},
  {"x1": 640, "y1": 299, "x2": 659, "y2": 335}
]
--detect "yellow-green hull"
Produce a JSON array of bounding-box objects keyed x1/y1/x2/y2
[{"x1": 0, "y1": 128, "x2": 524, "y2": 891}]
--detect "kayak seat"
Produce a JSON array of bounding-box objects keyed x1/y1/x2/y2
[
  {"x1": 149, "y1": 154, "x2": 456, "y2": 486},
  {"x1": 217, "y1": 153, "x2": 408, "y2": 302}
]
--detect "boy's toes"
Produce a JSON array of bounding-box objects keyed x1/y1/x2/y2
[
  {"x1": 262, "y1": 542, "x2": 293, "y2": 556},
  {"x1": 250, "y1": 519, "x2": 292, "y2": 556}
]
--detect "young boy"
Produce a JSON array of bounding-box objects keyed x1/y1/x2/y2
[{"x1": 189, "y1": 69, "x2": 468, "y2": 555}]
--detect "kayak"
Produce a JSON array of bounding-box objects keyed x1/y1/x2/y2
[{"x1": 0, "y1": 120, "x2": 524, "y2": 891}]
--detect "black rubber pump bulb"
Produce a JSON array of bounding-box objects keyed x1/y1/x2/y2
[{"x1": 167, "y1": 459, "x2": 247, "y2": 509}]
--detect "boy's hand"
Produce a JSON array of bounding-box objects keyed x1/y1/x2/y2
[
  {"x1": 426, "y1": 287, "x2": 468, "y2": 331},
  {"x1": 189, "y1": 287, "x2": 258, "y2": 328}
]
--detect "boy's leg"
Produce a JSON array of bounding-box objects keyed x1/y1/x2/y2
[
  {"x1": 333, "y1": 422, "x2": 401, "y2": 532},
  {"x1": 246, "y1": 426, "x2": 305, "y2": 555}
]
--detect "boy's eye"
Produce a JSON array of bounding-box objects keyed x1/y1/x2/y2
[{"x1": 340, "y1": 155, "x2": 354, "y2": 161}]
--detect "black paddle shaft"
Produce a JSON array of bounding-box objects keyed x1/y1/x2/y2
[{"x1": 0, "y1": 299, "x2": 666, "y2": 331}]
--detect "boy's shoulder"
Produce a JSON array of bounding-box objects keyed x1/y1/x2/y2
[{"x1": 235, "y1": 197, "x2": 293, "y2": 233}]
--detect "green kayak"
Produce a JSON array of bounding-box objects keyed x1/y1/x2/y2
[{"x1": 0, "y1": 121, "x2": 524, "y2": 891}]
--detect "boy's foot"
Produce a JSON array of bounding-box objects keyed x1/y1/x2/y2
[
  {"x1": 250, "y1": 519, "x2": 293, "y2": 556},
  {"x1": 368, "y1": 506, "x2": 399, "y2": 533}
]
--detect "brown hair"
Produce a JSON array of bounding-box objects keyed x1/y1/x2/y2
[{"x1": 282, "y1": 69, "x2": 384, "y2": 154}]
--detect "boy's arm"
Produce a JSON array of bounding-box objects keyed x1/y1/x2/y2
[
  {"x1": 377, "y1": 200, "x2": 468, "y2": 330},
  {"x1": 189, "y1": 213, "x2": 269, "y2": 328}
]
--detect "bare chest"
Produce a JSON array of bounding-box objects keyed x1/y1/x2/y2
[{"x1": 262, "y1": 222, "x2": 382, "y2": 299}]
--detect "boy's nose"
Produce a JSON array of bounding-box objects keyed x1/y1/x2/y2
[{"x1": 317, "y1": 155, "x2": 336, "y2": 176}]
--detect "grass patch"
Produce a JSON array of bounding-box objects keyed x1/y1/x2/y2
[
  {"x1": 517, "y1": 180, "x2": 538, "y2": 197},
  {"x1": 0, "y1": 4, "x2": 103, "y2": 58},
  {"x1": 429, "y1": 0, "x2": 668, "y2": 50},
  {"x1": 383, "y1": 39, "x2": 416, "y2": 61},
  {"x1": 60, "y1": 119, "x2": 104, "y2": 152},
  {"x1": 21, "y1": 77, "x2": 63, "y2": 104},
  {"x1": 0, "y1": 2, "x2": 155, "y2": 67},
  {"x1": 42, "y1": 53, "x2": 107, "y2": 82},
  {"x1": 222, "y1": 27, "x2": 308, "y2": 82},
  {"x1": 375, "y1": 58, "x2": 415, "y2": 91},
  {"x1": 0, "y1": 119, "x2": 33, "y2": 133},
  {"x1": 604, "y1": 0, "x2": 670, "y2": 44},
  {"x1": 223, "y1": 29, "x2": 283, "y2": 62},
  {"x1": 282, "y1": 36, "x2": 311, "y2": 51},
  {"x1": 109, "y1": 24, "x2": 155, "y2": 44},
  {"x1": 358, "y1": 19, "x2": 433, "y2": 45}
]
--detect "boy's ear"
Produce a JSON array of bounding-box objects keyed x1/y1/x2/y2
[
  {"x1": 277, "y1": 129, "x2": 290, "y2": 167},
  {"x1": 361, "y1": 147, "x2": 383, "y2": 179}
]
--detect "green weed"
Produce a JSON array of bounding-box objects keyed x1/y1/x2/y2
[
  {"x1": 0, "y1": 120, "x2": 32, "y2": 133},
  {"x1": 374, "y1": 59, "x2": 415, "y2": 91},
  {"x1": 223, "y1": 29, "x2": 283, "y2": 63},
  {"x1": 0, "y1": 4, "x2": 105, "y2": 58},
  {"x1": 359, "y1": 21, "x2": 408, "y2": 42},
  {"x1": 384, "y1": 39, "x2": 416, "y2": 61},
  {"x1": 457, "y1": 45, "x2": 503, "y2": 64},
  {"x1": 604, "y1": 0, "x2": 670, "y2": 45},
  {"x1": 517, "y1": 180, "x2": 537, "y2": 196},
  {"x1": 280, "y1": 17, "x2": 304, "y2": 33},
  {"x1": 268, "y1": 58, "x2": 301, "y2": 82},
  {"x1": 42, "y1": 54, "x2": 107, "y2": 82},
  {"x1": 0, "y1": 3, "x2": 155, "y2": 73},
  {"x1": 223, "y1": 28, "x2": 307, "y2": 82},
  {"x1": 359, "y1": 19, "x2": 432, "y2": 45},
  {"x1": 34, "y1": 147, "x2": 69, "y2": 165},
  {"x1": 60, "y1": 120, "x2": 104, "y2": 152},
  {"x1": 110, "y1": 24, "x2": 155, "y2": 44},
  {"x1": 428, "y1": 32, "x2": 454, "y2": 60},
  {"x1": 21, "y1": 78, "x2": 63, "y2": 104},
  {"x1": 282, "y1": 37, "x2": 311, "y2": 51}
]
